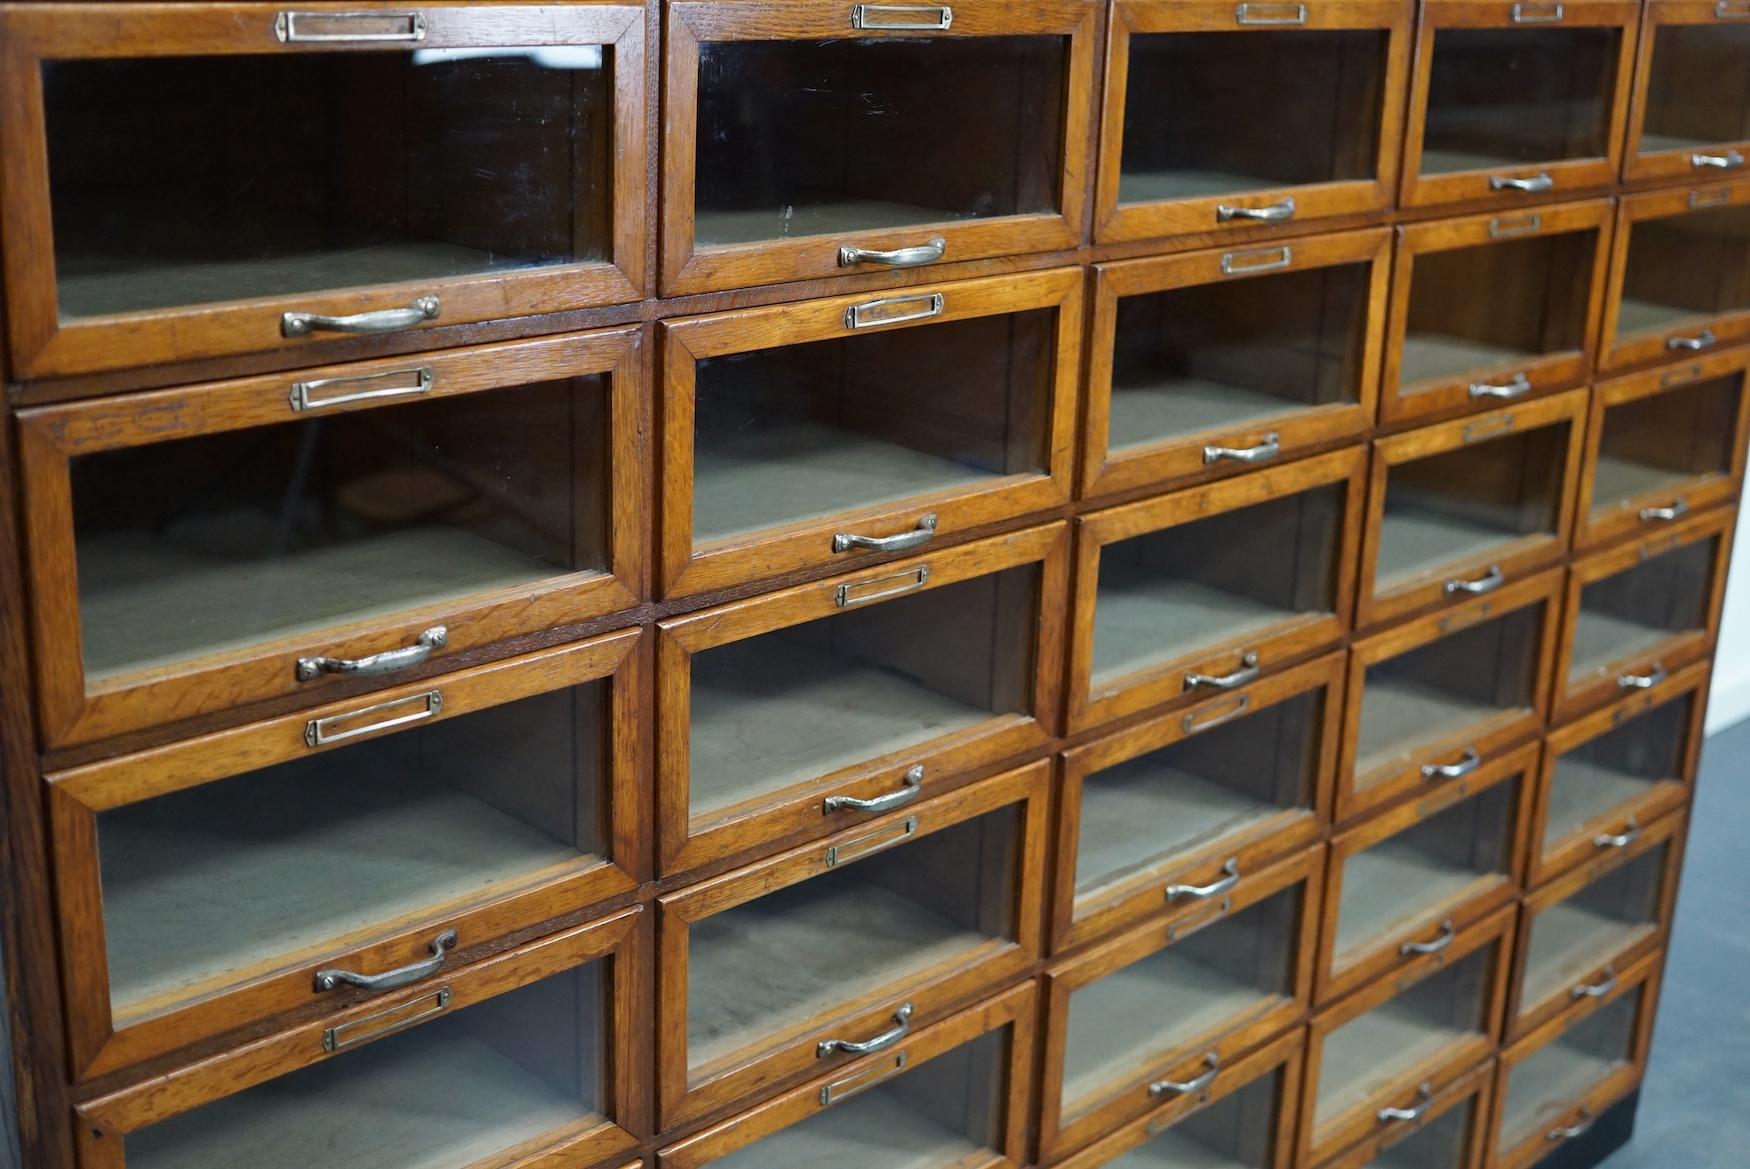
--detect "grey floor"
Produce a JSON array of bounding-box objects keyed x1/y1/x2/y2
[{"x1": 1599, "y1": 719, "x2": 1750, "y2": 1167}]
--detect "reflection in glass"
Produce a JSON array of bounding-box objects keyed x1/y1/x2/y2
[{"x1": 1617, "y1": 205, "x2": 1750, "y2": 341}]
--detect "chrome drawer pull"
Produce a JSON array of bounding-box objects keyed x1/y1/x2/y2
[
  {"x1": 1444, "y1": 564, "x2": 1505, "y2": 596},
  {"x1": 1221, "y1": 246, "x2": 1292, "y2": 276},
  {"x1": 1399, "y1": 919, "x2": 1455, "y2": 956},
  {"x1": 276, "y1": 11, "x2": 426, "y2": 43},
  {"x1": 851, "y1": 4, "x2": 952, "y2": 30},
  {"x1": 305, "y1": 690, "x2": 442, "y2": 748},
  {"x1": 835, "y1": 565, "x2": 930, "y2": 607},
  {"x1": 1216, "y1": 197, "x2": 1295, "y2": 223},
  {"x1": 1489, "y1": 171, "x2": 1555, "y2": 193},
  {"x1": 1571, "y1": 966, "x2": 1618, "y2": 999},
  {"x1": 1204, "y1": 432, "x2": 1280, "y2": 465},
  {"x1": 1149, "y1": 1052, "x2": 1220, "y2": 1097},
  {"x1": 1378, "y1": 1082, "x2": 1434, "y2": 1123},
  {"x1": 833, "y1": 513, "x2": 938, "y2": 554},
  {"x1": 818, "y1": 1002, "x2": 913, "y2": 1057},
  {"x1": 1594, "y1": 817, "x2": 1639, "y2": 849},
  {"x1": 1639, "y1": 497, "x2": 1688, "y2": 522},
  {"x1": 1667, "y1": 329, "x2": 1717, "y2": 351},
  {"x1": 323, "y1": 986, "x2": 450, "y2": 1052},
  {"x1": 1235, "y1": 3, "x2": 1307, "y2": 25},
  {"x1": 1184, "y1": 651, "x2": 1260, "y2": 692},
  {"x1": 824, "y1": 765, "x2": 923, "y2": 813},
  {"x1": 1510, "y1": 3, "x2": 1565, "y2": 23},
  {"x1": 825, "y1": 816, "x2": 917, "y2": 866},
  {"x1": 1469, "y1": 372, "x2": 1531, "y2": 399},
  {"x1": 1618, "y1": 663, "x2": 1667, "y2": 690},
  {"x1": 846, "y1": 292, "x2": 944, "y2": 329},
  {"x1": 1489, "y1": 214, "x2": 1543, "y2": 239},
  {"x1": 1692, "y1": 150, "x2": 1745, "y2": 169},
  {"x1": 282, "y1": 295, "x2": 440, "y2": 338},
  {"x1": 1421, "y1": 746, "x2": 1480, "y2": 780},
  {"x1": 1547, "y1": 1109, "x2": 1594, "y2": 1141},
  {"x1": 290, "y1": 366, "x2": 433, "y2": 412},
  {"x1": 296, "y1": 626, "x2": 447, "y2": 681},
  {"x1": 315, "y1": 930, "x2": 456, "y2": 993},
  {"x1": 838, "y1": 236, "x2": 945, "y2": 268},
  {"x1": 1167, "y1": 857, "x2": 1240, "y2": 902}
]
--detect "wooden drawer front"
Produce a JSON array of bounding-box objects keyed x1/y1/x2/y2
[
  {"x1": 1382, "y1": 203, "x2": 1611, "y2": 427},
  {"x1": 658, "y1": 982, "x2": 1036, "y2": 1169},
  {"x1": 656, "y1": 524, "x2": 1066, "y2": 877},
  {"x1": 1313, "y1": 1060, "x2": 1494, "y2": 1169},
  {"x1": 1301, "y1": 904, "x2": 1515, "y2": 1167},
  {"x1": 659, "y1": 0, "x2": 1096, "y2": 296},
  {"x1": 1340, "y1": 570, "x2": 1561, "y2": 825},
  {"x1": 1095, "y1": 1, "x2": 1411, "y2": 247},
  {"x1": 660, "y1": 269, "x2": 1082, "y2": 598},
  {"x1": 656, "y1": 761, "x2": 1049, "y2": 1129},
  {"x1": 1040, "y1": 847, "x2": 1321, "y2": 1161},
  {"x1": 1051, "y1": 1031, "x2": 1304, "y2": 1169},
  {"x1": 0, "y1": 3, "x2": 646, "y2": 381},
  {"x1": 1533, "y1": 661, "x2": 1706, "y2": 887},
  {"x1": 1084, "y1": 230, "x2": 1389, "y2": 502},
  {"x1": 1319, "y1": 742, "x2": 1534, "y2": 1005},
  {"x1": 74, "y1": 907, "x2": 649, "y2": 1169},
  {"x1": 47, "y1": 629, "x2": 647, "y2": 1081},
  {"x1": 1623, "y1": 1, "x2": 1750, "y2": 188},
  {"x1": 18, "y1": 327, "x2": 647, "y2": 749},
  {"x1": 1578, "y1": 352, "x2": 1750, "y2": 550},
  {"x1": 1054, "y1": 654, "x2": 1343, "y2": 954},
  {"x1": 1508, "y1": 809, "x2": 1684, "y2": 1041},
  {"x1": 1489, "y1": 952, "x2": 1658, "y2": 1169},
  {"x1": 1555, "y1": 510, "x2": 1732, "y2": 722},
  {"x1": 1069, "y1": 447, "x2": 1365, "y2": 732},
  {"x1": 1360, "y1": 391, "x2": 1585, "y2": 631},
  {"x1": 1601, "y1": 182, "x2": 1750, "y2": 372},
  {"x1": 1400, "y1": 1, "x2": 1638, "y2": 211}
]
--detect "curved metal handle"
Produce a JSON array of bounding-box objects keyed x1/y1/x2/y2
[
  {"x1": 1468, "y1": 372, "x2": 1532, "y2": 400},
  {"x1": 1443, "y1": 564, "x2": 1505, "y2": 596},
  {"x1": 1490, "y1": 171, "x2": 1555, "y2": 193},
  {"x1": 833, "y1": 514, "x2": 938, "y2": 554},
  {"x1": 1638, "y1": 497, "x2": 1688, "y2": 522},
  {"x1": 1377, "y1": 1082, "x2": 1434, "y2": 1123},
  {"x1": 1149, "y1": 1052, "x2": 1220, "y2": 1098},
  {"x1": 1421, "y1": 746, "x2": 1480, "y2": 780},
  {"x1": 296, "y1": 626, "x2": 447, "y2": 681},
  {"x1": 1167, "y1": 858, "x2": 1240, "y2": 902},
  {"x1": 1400, "y1": 919, "x2": 1456, "y2": 956},
  {"x1": 1667, "y1": 329, "x2": 1717, "y2": 351},
  {"x1": 1617, "y1": 662, "x2": 1667, "y2": 690},
  {"x1": 1216, "y1": 197, "x2": 1296, "y2": 223},
  {"x1": 824, "y1": 765, "x2": 923, "y2": 813},
  {"x1": 1571, "y1": 966, "x2": 1619, "y2": 999},
  {"x1": 1593, "y1": 817, "x2": 1640, "y2": 849},
  {"x1": 1204, "y1": 432, "x2": 1281, "y2": 465},
  {"x1": 315, "y1": 929, "x2": 456, "y2": 993},
  {"x1": 1184, "y1": 651, "x2": 1260, "y2": 693},
  {"x1": 1692, "y1": 150, "x2": 1745, "y2": 169},
  {"x1": 838, "y1": 237, "x2": 945, "y2": 268},
  {"x1": 1547, "y1": 1109, "x2": 1594, "y2": 1142},
  {"x1": 818, "y1": 1003, "x2": 913, "y2": 1057},
  {"x1": 282, "y1": 295, "x2": 441, "y2": 338}
]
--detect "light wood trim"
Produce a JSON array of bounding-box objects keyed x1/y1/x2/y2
[
  {"x1": 1621, "y1": 1, "x2": 1750, "y2": 188},
  {"x1": 1311, "y1": 1059, "x2": 1496, "y2": 1169}
]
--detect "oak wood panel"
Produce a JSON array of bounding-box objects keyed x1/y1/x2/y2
[{"x1": 1620, "y1": 0, "x2": 1750, "y2": 189}]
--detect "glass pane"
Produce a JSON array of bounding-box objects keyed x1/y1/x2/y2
[
  {"x1": 1545, "y1": 696, "x2": 1691, "y2": 849},
  {"x1": 1362, "y1": 1096, "x2": 1475, "y2": 1169},
  {"x1": 1420, "y1": 28, "x2": 1619, "y2": 175},
  {"x1": 1334, "y1": 781, "x2": 1516, "y2": 961},
  {"x1": 1522, "y1": 846, "x2": 1665, "y2": 1006},
  {"x1": 45, "y1": 50, "x2": 612, "y2": 320},
  {"x1": 688, "y1": 565, "x2": 1037, "y2": 816},
  {"x1": 1118, "y1": 31, "x2": 1387, "y2": 204},
  {"x1": 1375, "y1": 424, "x2": 1568, "y2": 589},
  {"x1": 692, "y1": 310, "x2": 1055, "y2": 544},
  {"x1": 1498, "y1": 991, "x2": 1638, "y2": 1151},
  {"x1": 1092, "y1": 486, "x2": 1343, "y2": 685},
  {"x1": 1108, "y1": 1067, "x2": 1286, "y2": 1169},
  {"x1": 1400, "y1": 232, "x2": 1597, "y2": 388},
  {"x1": 1075, "y1": 691, "x2": 1322, "y2": 898},
  {"x1": 1618, "y1": 205, "x2": 1750, "y2": 341},
  {"x1": 1569, "y1": 539, "x2": 1714, "y2": 680},
  {"x1": 71, "y1": 378, "x2": 608, "y2": 684},
  {"x1": 1354, "y1": 606, "x2": 1540, "y2": 784},
  {"x1": 687, "y1": 804, "x2": 1020, "y2": 1072},
  {"x1": 1108, "y1": 263, "x2": 1371, "y2": 452},
  {"x1": 98, "y1": 680, "x2": 609, "y2": 1023},
  {"x1": 1061, "y1": 886, "x2": 1300, "y2": 1114},
  {"x1": 693, "y1": 37, "x2": 1065, "y2": 246},
  {"x1": 1639, "y1": 24, "x2": 1750, "y2": 154},
  {"x1": 124, "y1": 960, "x2": 607, "y2": 1169},
  {"x1": 1592, "y1": 378, "x2": 1740, "y2": 508}
]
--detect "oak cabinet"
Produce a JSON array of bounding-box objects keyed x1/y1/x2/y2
[
  {"x1": 1602, "y1": 182, "x2": 1750, "y2": 371},
  {"x1": 1623, "y1": 0, "x2": 1750, "y2": 188},
  {"x1": 1312, "y1": 1061, "x2": 1494, "y2": 1169}
]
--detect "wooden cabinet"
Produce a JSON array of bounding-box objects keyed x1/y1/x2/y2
[
  {"x1": 1312, "y1": 1060, "x2": 1494, "y2": 1169},
  {"x1": 1623, "y1": 0, "x2": 1750, "y2": 188},
  {"x1": 1601, "y1": 182, "x2": 1750, "y2": 371}
]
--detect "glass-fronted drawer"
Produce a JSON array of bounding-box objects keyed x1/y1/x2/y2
[
  {"x1": 0, "y1": 3, "x2": 646, "y2": 380},
  {"x1": 1602, "y1": 183, "x2": 1750, "y2": 372},
  {"x1": 1314, "y1": 1060, "x2": 1493, "y2": 1169},
  {"x1": 1084, "y1": 231, "x2": 1387, "y2": 501},
  {"x1": 1095, "y1": 1, "x2": 1409, "y2": 245},
  {"x1": 19, "y1": 328, "x2": 645, "y2": 748},
  {"x1": 1401, "y1": 1, "x2": 1637, "y2": 210},
  {"x1": 1624, "y1": 1, "x2": 1750, "y2": 187},
  {"x1": 1382, "y1": 204, "x2": 1610, "y2": 426},
  {"x1": 1320, "y1": 742, "x2": 1532, "y2": 1004},
  {"x1": 1300, "y1": 906, "x2": 1513, "y2": 1167},
  {"x1": 660, "y1": 270, "x2": 1081, "y2": 597},
  {"x1": 656, "y1": 762, "x2": 1047, "y2": 1128},
  {"x1": 1054, "y1": 655, "x2": 1340, "y2": 953},
  {"x1": 1340, "y1": 571, "x2": 1559, "y2": 824},
  {"x1": 73, "y1": 908, "x2": 647, "y2": 1169},
  {"x1": 1040, "y1": 848, "x2": 1319, "y2": 1159},
  {"x1": 660, "y1": 0, "x2": 1096, "y2": 295},
  {"x1": 1069, "y1": 448, "x2": 1362, "y2": 731},
  {"x1": 47, "y1": 630, "x2": 645, "y2": 1081},
  {"x1": 656, "y1": 525, "x2": 1064, "y2": 876},
  {"x1": 1361, "y1": 391, "x2": 1583, "y2": 629}
]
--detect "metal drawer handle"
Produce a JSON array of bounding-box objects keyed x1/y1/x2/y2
[
  {"x1": 1572, "y1": 966, "x2": 1619, "y2": 999},
  {"x1": 282, "y1": 295, "x2": 440, "y2": 338},
  {"x1": 838, "y1": 236, "x2": 945, "y2": 268},
  {"x1": 1511, "y1": 3, "x2": 1565, "y2": 23},
  {"x1": 1618, "y1": 663, "x2": 1667, "y2": 690},
  {"x1": 1378, "y1": 1082, "x2": 1434, "y2": 1123},
  {"x1": 851, "y1": 4, "x2": 951, "y2": 30},
  {"x1": 1399, "y1": 919, "x2": 1456, "y2": 956},
  {"x1": 1235, "y1": 2, "x2": 1307, "y2": 25},
  {"x1": 276, "y1": 10, "x2": 426, "y2": 42},
  {"x1": 1184, "y1": 651, "x2": 1260, "y2": 692},
  {"x1": 1421, "y1": 746, "x2": 1480, "y2": 780},
  {"x1": 315, "y1": 929, "x2": 456, "y2": 993},
  {"x1": 296, "y1": 626, "x2": 447, "y2": 682},
  {"x1": 1444, "y1": 564, "x2": 1505, "y2": 596},
  {"x1": 1490, "y1": 172, "x2": 1555, "y2": 193},
  {"x1": 1167, "y1": 858, "x2": 1240, "y2": 902},
  {"x1": 1204, "y1": 432, "x2": 1280, "y2": 465},
  {"x1": 818, "y1": 1003, "x2": 913, "y2": 1057},
  {"x1": 1639, "y1": 497, "x2": 1688, "y2": 522},
  {"x1": 824, "y1": 765, "x2": 923, "y2": 814},
  {"x1": 1692, "y1": 150, "x2": 1745, "y2": 169},
  {"x1": 290, "y1": 366, "x2": 432, "y2": 412},
  {"x1": 1594, "y1": 817, "x2": 1640, "y2": 849},
  {"x1": 846, "y1": 292, "x2": 944, "y2": 330},
  {"x1": 1667, "y1": 329, "x2": 1717, "y2": 351},
  {"x1": 1149, "y1": 1052, "x2": 1220, "y2": 1098},
  {"x1": 1547, "y1": 1109, "x2": 1594, "y2": 1141},
  {"x1": 1216, "y1": 197, "x2": 1296, "y2": 223},
  {"x1": 1469, "y1": 372, "x2": 1532, "y2": 399},
  {"x1": 1221, "y1": 246, "x2": 1292, "y2": 276},
  {"x1": 833, "y1": 514, "x2": 938, "y2": 554}
]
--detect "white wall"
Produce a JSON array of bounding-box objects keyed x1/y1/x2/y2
[{"x1": 1707, "y1": 505, "x2": 1750, "y2": 734}]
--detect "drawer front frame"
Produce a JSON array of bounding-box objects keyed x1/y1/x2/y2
[
  {"x1": 1621, "y1": 0, "x2": 1750, "y2": 188},
  {"x1": 1313, "y1": 1059, "x2": 1495, "y2": 1169}
]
